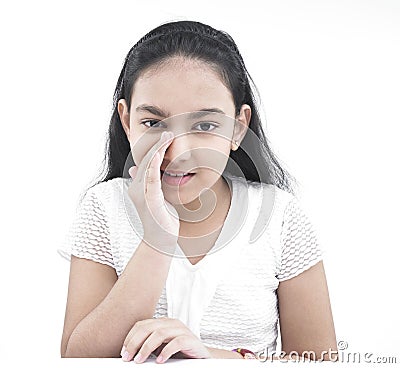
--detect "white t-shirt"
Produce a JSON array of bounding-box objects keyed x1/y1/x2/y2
[{"x1": 58, "y1": 172, "x2": 324, "y2": 355}]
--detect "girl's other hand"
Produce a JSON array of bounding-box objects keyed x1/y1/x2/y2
[
  {"x1": 120, "y1": 317, "x2": 212, "y2": 363},
  {"x1": 128, "y1": 131, "x2": 179, "y2": 250}
]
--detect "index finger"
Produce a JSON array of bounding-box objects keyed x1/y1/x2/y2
[{"x1": 135, "y1": 131, "x2": 174, "y2": 185}]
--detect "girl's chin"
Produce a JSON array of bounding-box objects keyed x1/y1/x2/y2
[{"x1": 162, "y1": 191, "x2": 196, "y2": 205}]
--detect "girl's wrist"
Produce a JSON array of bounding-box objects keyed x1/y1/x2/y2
[
  {"x1": 206, "y1": 346, "x2": 245, "y2": 359},
  {"x1": 231, "y1": 348, "x2": 258, "y2": 359}
]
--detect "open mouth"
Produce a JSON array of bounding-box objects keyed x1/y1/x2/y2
[{"x1": 160, "y1": 170, "x2": 196, "y2": 186}]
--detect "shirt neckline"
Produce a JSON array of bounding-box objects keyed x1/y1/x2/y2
[{"x1": 174, "y1": 172, "x2": 238, "y2": 271}]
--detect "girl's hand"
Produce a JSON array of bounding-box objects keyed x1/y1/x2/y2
[
  {"x1": 120, "y1": 317, "x2": 212, "y2": 363},
  {"x1": 128, "y1": 131, "x2": 180, "y2": 249}
]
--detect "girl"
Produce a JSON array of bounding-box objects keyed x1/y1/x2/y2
[{"x1": 59, "y1": 20, "x2": 337, "y2": 363}]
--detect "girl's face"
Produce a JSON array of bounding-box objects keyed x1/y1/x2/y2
[{"x1": 118, "y1": 57, "x2": 250, "y2": 205}]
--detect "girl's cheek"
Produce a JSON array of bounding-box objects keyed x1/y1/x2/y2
[
  {"x1": 130, "y1": 144, "x2": 142, "y2": 167},
  {"x1": 130, "y1": 138, "x2": 147, "y2": 163},
  {"x1": 131, "y1": 134, "x2": 159, "y2": 156}
]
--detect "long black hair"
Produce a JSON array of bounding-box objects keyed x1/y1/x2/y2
[{"x1": 86, "y1": 20, "x2": 298, "y2": 198}]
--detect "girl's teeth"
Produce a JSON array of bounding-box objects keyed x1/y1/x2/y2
[{"x1": 165, "y1": 172, "x2": 188, "y2": 177}]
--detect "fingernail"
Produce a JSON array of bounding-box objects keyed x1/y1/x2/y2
[
  {"x1": 156, "y1": 354, "x2": 164, "y2": 363},
  {"x1": 129, "y1": 166, "x2": 136, "y2": 178},
  {"x1": 120, "y1": 346, "x2": 126, "y2": 357},
  {"x1": 134, "y1": 352, "x2": 143, "y2": 363},
  {"x1": 161, "y1": 131, "x2": 167, "y2": 140}
]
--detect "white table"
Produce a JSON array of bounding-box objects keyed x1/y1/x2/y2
[
  {"x1": 11, "y1": 357, "x2": 346, "y2": 367},
  {"x1": 56, "y1": 358, "x2": 262, "y2": 366}
]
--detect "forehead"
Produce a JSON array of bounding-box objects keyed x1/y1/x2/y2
[{"x1": 130, "y1": 58, "x2": 235, "y2": 117}]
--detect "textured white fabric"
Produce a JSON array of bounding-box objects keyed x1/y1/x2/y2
[
  {"x1": 277, "y1": 197, "x2": 324, "y2": 281},
  {"x1": 58, "y1": 188, "x2": 114, "y2": 268},
  {"x1": 58, "y1": 173, "x2": 325, "y2": 355},
  {"x1": 165, "y1": 174, "x2": 254, "y2": 340}
]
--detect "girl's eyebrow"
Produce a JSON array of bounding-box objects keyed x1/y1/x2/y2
[
  {"x1": 135, "y1": 104, "x2": 225, "y2": 119},
  {"x1": 136, "y1": 104, "x2": 168, "y2": 116}
]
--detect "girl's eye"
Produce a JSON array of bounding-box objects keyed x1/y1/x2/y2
[
  {"x1": 141, "y1": 120, "x2": 218, "y2": 132},
  {"x1": 194, "y1": 122, "x2": 218, "y2": 132},
  {"x1": 141, "y1": 120, "x2": 166, "y2": 128}
]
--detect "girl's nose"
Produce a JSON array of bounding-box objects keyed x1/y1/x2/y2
[{"x1": 164, "y1": 132, "x2": 192, "y2": 163}]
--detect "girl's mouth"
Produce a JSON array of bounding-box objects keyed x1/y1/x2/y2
[{"x1": 160, "y1": 170, "x2": 196, "y2": 186}]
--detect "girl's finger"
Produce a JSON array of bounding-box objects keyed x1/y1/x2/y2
[
  {"x1": 128, "y1": 328, "x2": 188, "y2": 363},
  {"x1": 136, "y1": 131, "x2": 173, "y2": 184},
  {"x1": 143, "y1": 132, "x2": 174, "y2": 197},
  {"x1": 123, "y1": 318, "x2": 164, "y2": 349},
  {"x1": 128, "y1": 165, "x2": 138, "y2": 179},
  {"x1": 157, "y1": 335, "x2": 194, "y2": 363},
  {"x1": 121, "y1": 318, "x2": 178, "y2": 361},
  {"x1": 157, "y1": 132, "x2": 174, "y2": 172},
  {"x1": 145, "y1": 151, "x2": 161, "y2": 195},
  {"x1": 122, "y1": 318, "x2": 162, "y2": 358},
  {"x1": 145, "y1": 133, "x2": 174, "y2": 197},
  {"x1": 121, "y1": 328, "x2": 152, "y2": 362}
]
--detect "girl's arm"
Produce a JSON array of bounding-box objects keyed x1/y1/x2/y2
[
  {"x1": 277, "y1": 260, "x2": 338, "y2": 361},
  {"x1": 61, "y1": 240, "x2": 175, "y2": 358}
]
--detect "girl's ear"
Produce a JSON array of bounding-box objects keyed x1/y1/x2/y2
[
  {"x1": 118, "y1": 98, "x2": 130, "y2": 141},
  {"x1": 232, "y1": 104, "x2": 251, "y2": 151}
]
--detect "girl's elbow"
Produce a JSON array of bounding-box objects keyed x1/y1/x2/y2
[{"x1": 61, "y1": 331, "x2": 89, "y2": 358}]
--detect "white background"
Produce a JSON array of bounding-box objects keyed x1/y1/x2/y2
[{"x1": 1, "y1": 0, "x2": 399, "y2": 364}]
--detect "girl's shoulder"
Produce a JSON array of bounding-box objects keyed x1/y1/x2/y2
[
  {"x1": 226, "y1": 174, "x2": 296, "y2": 238},
  {"x1": 227, "y1": 173, "x2": 295, "y2": 206},
  {"x1": 79, "y1": 177, "x2": 129, "y2": 212},
  {"x1": 83, "y1": 176, "x2": 128, "y2": 197}
]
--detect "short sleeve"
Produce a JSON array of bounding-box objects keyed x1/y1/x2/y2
[
  {"x1": 57, "y1": 187, "x2": 114, "y2": 268},
  {"x1": 277, "y1": 197, "x2": 324, "y2": 281}
]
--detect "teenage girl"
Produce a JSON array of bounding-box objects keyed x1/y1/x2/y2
[{"x1": 59, "y1": 20, "x2": 337, "y2": 363}]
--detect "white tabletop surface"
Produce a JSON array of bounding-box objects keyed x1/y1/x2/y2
[
  {"x1": 11, "y1": 357, "x2": 347, "y2": 367},
  {"x1": 56, "y1": 357, "x2": 263, "y2": 366}
]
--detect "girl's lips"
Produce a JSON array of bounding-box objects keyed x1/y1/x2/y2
[
  {"x1": 160, "y1": 170, "x2": 195, "y2": 186},
  {"x1": 160, "y1": 169, "x2": 194, "y2": 175}
]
